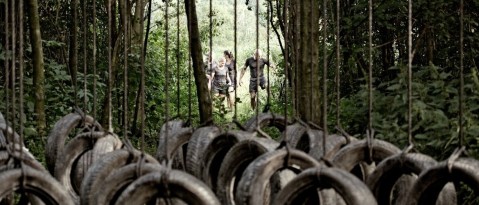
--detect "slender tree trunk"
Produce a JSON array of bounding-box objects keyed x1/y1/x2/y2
[
  {"x1": 185, "y1": 0, "x2": 213, "y2": 124},
  {"x1": 293, "y1": 0, "x2": 300, "y2": 116},
  {"x1": 297, "y1": 0, "x2": 320, "y2": 124},
  {"x1": 100, "y1": 0, "x2": 125, "y2": 128},
  {"x1": 27, "y1": 0, "x2": 46, "y2": 138},
  {"x1": 100, "y1": 31, "x2": 122, "y2": 127}
]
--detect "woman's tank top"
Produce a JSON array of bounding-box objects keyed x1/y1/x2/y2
[{"x1": 213, "y1": 66, "x2": 228, "y2": 87}]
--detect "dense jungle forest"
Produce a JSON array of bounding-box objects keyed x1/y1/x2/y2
[
  {"x1": 1, "y1": 0, "x2": 479, "y2": 163},
  {"x1": 1, "y1": 0, "x2": 479, "y2": 203}
]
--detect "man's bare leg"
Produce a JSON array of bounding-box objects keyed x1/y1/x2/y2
[{"x1": 250, "y1": 92, "x2": 257, "y2": 110}]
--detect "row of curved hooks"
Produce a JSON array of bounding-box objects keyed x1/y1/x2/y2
[{"x1": 1, "y1": 109, "x2": 479, "y2": 205}]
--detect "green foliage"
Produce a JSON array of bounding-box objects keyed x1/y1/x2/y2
[
  {"x1": 334, "y1": 65, "x2": 479, "y2": 161},
  {"x1": 459, "y1": 182, "x2": 479, "y2": 204},
  {"x1": 330, "y1": 63, "x2": 479, "y2": 203},
  {"x1": 212, "y1": 95, "x2": 229, "y2": 119}
]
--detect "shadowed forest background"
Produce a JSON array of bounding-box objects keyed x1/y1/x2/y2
[
  {"x1": 1, "y1": 0, "x2": 287, "y2": 156},
  {"x1": 1, "y1": 1, "x2": 479, "y2": 193}
]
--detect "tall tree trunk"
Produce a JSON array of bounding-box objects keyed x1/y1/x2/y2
[
  {"x1": 185, "y1": 0, "x2": 212, "y2": 124},
  {"x1": 131, "y1": 0, "x2": 146, "y2": 135},
  {"x1": 132, "y1": 0, "x2": 145, "y2": 50},
  {"x1": 292, "y1": 0, "x2": 300, "y2": 115},
  {"x1": 100, "y1": 0, "x2": 123, "y2": 128},
  {"x1": 100, "y1": 27, "x2": 122, "y2": 127},
  {"x1": 297, "y1": 0, "x2": 320, "y2": 124},
  {"x1": 27, "y1": 0, "x2": 46, "y2": 138}
]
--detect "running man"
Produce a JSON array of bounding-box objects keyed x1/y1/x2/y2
[{"x1": 238, "y1": 49, "x2": 275, "y2": 110}]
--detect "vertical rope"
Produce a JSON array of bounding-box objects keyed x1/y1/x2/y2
[
  {"x1": 297, "y1": 2, "x2": 301, "y2": 119},
  {"x1": 308, "y1": 0, "x2": 316, "y2": 122},
  {"x1": 266, "y1": 0, "x2": 271, "y2": 108},
  {"x1": 335, "y1": 0, "x2": 341, "y2": 128},
  {"x1": 140, "y1": 0, "x2": 146, "y2": 151},
  {"x1": 11, "y1": 0, "x2": 16, "y2": 135},
  {"x1": 310, "y1": 0, "x2": 314, "y2": 119},
  {"x1": 19, "y1": 0, "x2": 24, "y2": 145},
  {"x1": 188, "y1": 47, "x2": 192, "y2": 122},
  {"x1": 367, "y1": 0, "x2": 373, "y2": 132},
  {"x1": 123, "y1": 0, "x2": 129, "y2": 141},
  {"x1": 233, "y1": 0, "x2": 238, "y2": 119},
  {"x1": 71, "y1": 0, "x2": 79, "y2": 108},
  {"x1": 107, "y1": 0, "x2": 113, "y2": 132},
  {"x1": 407, "y1": 0, "x2": 413, "y2": 146},
  {"x1": 85, "y1": 0, "x2": 93, "y2": 168},
  {"x1": 322, "y1": 0, "x2": 329, "y2": 157},
  {"x1": 5, "y1": 0, "x2": 9, "y2": 126},
  {"x1": 255, "y1": 0, "x2": 260, "y2": 127},
  {"x1": 15, "y1": 1, "x2": 25, "y2": 188},
  {"x1": 188, "y1": 1, "x2": 192, "y2": 123},
  {"x1": 176, "y1": 0, "x2": 181, "y2": 118},
  {"x1": 83, "y1": 0, "x2": 87, "y2": 112},
  {"x1": 209, "y1": 0, "x2": 213, "y2": 95},
  {"x1": 16, "y1": 0, "x2": 27, "y2": 185},
  {"x1": 92, "y1": 0, "x2": 97, "y2": 120},
  {"x1": 164, "y1": 0, "x2": 170, "y2": 161},
  {"x1": 459, "y1": 0, "x2": 464, "y2": 147},
  {"x1": 284, "y1": 0, "x2": 289, "y2": 131},
  {"x1": 86, "y1": 0, "x2": 94, "y2": 175}
]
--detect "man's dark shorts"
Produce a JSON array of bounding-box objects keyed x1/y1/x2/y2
[{"x1": 249, "y1": 77, "x2": 266, "y2": 93}]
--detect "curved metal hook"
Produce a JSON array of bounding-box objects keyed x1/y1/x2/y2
[
  {"x1": 294, "y1": 117, "x2": 309, "y2": 128},
  {"x1": 335, "y1": 125, "x2": 352, "y2": 145},
  {"x1": 255, "y1": 127, "x2": 272, "y2": 139},
  {"x1": 308, "y1": 121, "x2": 322, "y2": 131},
  {"x1": 198, "y1": 117, "x2": 214, "y2": 128},
  {"x1": 122, "y1": 138, "x2": 135, "y2": 152},
  {"x1": 320, "y1": 157, "x2": 335, "y2": 167},
  {"x1": 135, "y1": 153, "x2": 146, "y2": 179},
  {"x1": 74, "y1": 106, "x2": 88, "y2": 128},
  {"x1": 401, "y1": 144, "x2": 415, "y2": 155},
  {"x1": 447, "y1": 146, "x2": 466, "y2": 173},
  {"x1": 233, "y1": 119, "x2": 247, "y2": 131}
]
